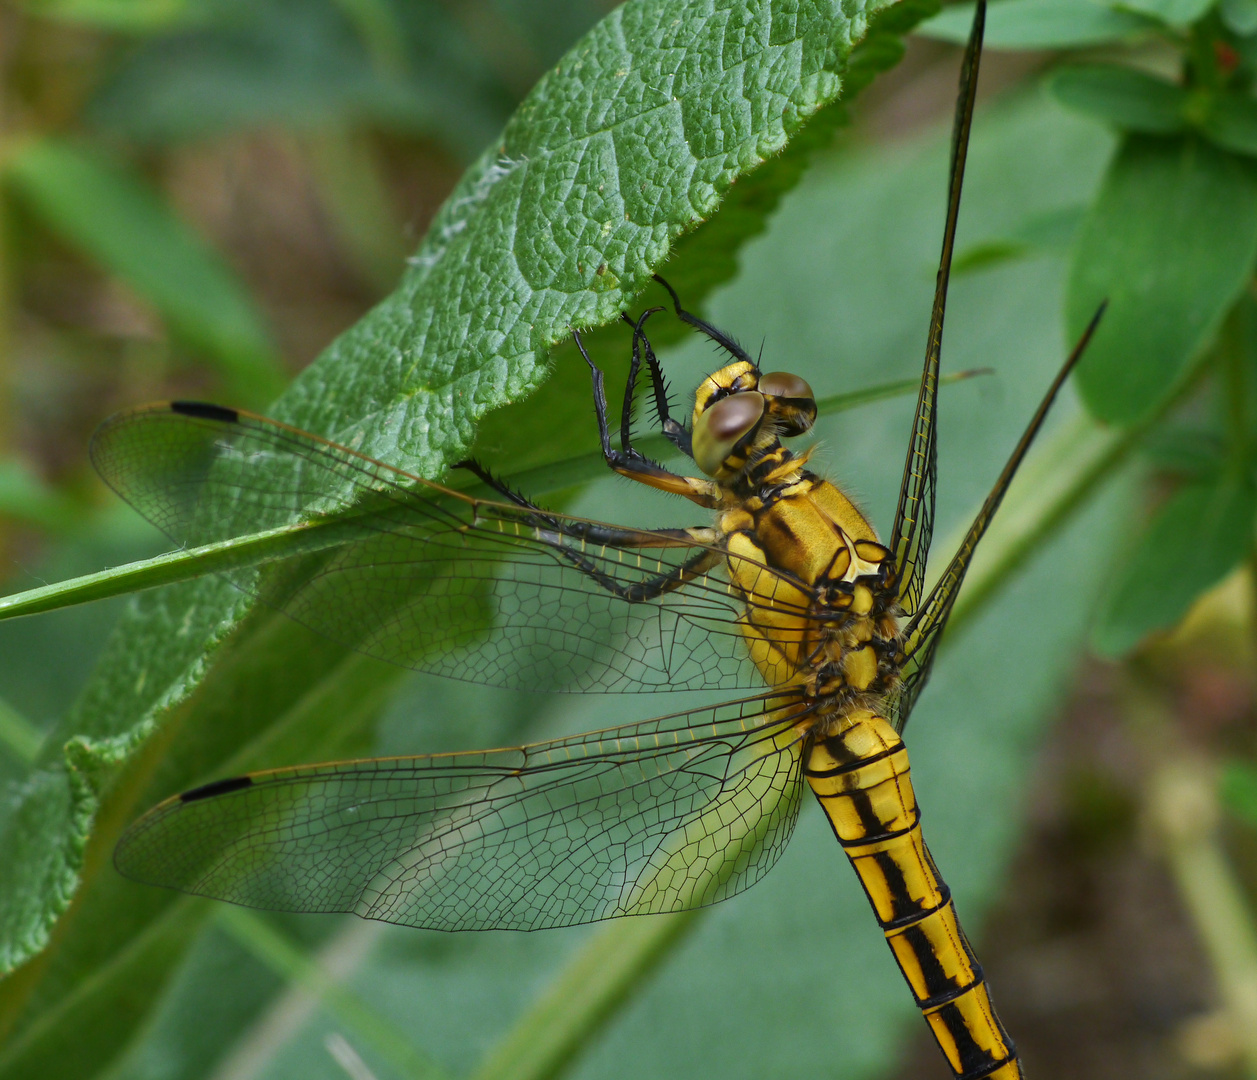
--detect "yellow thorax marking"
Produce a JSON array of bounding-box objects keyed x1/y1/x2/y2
[{"x1": 838, "y1": 528, "x2": 882, "y2": 582}]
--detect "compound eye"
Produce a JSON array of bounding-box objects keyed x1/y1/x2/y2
[
  {"x1": 759, "y1": 371, "x2": 813, "y2": 401},
  {"x1": 692, "y1": 391, "x2": 765, "y2": 476},
  {"x1": 759, "y1": 370, "x2": 817, "y2": 436}
]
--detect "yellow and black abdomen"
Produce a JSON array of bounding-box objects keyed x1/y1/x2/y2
[{"x1": 805, "y1": 713, "x2": 1023, "y2": 1080}]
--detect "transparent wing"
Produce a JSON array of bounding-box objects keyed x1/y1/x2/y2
[
  {"x1": 114, "y1": 694, "x2": 810, "y2": 931},
  {"x1": 91, "y1": 403, "x2": 819, "y2": 694},
  {"x1": 890, "y1": 301, "x2": 1105, "y2": 733},
  {"x1": 888, "y1": 0, "x2": 985, "y2": 617}
]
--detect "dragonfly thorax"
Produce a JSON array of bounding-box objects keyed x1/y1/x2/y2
[{"x1": 717, "y1": 465, "x2": 902, "y2": 719}]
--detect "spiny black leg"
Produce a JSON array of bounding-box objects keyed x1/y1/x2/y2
[
  {"x1": 452, "y1": 458, "x2": 538, "y2": 510},
  {"x1": 574, "y1": 327, "x2": 621, "y2": 465},
  {"x1": 618, "y1": 307, "x2": 664, "y2": 452},
  {"x1": 453, "y1": 457, "x2": 721, "y2": 601},
  {"x1": 619, "y1": 313, "x2": 642, "y2": 451},
  {"x1": 619, "y1": 308, "x2": 692, "y2": 459},
  {"x1": 654, "y1": 274, "x2": 755, "y2": 368},
  {"x1": 634, "y1": 313, "x2": 693, "y2": 458},
  {"x1": 573, "y1": 325, "x2": 719, "y2": 507},
  {"x1": 454, "y1": 456, "x2": 711, "y2": 553}
]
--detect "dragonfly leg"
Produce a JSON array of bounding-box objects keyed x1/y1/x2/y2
[
  {"x1": 573, "y1": 327, "x2": 720, "y2": 508},
  {"x1": 653, "y1": 275, "x2": 756, "y2": 368},
  {"x1": 453, "y1": 457, "x2": 721, "y2": 601},
  {"x1": 619, "y1": 307, "x2": 693, "y2": 458}
]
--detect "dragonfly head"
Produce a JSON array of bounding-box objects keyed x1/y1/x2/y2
[{"x1": 691, "y1": 362, "x2": 817, "y2": 478}]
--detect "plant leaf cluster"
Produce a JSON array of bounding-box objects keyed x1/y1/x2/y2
[{"x1": 928, "y1": 0, "x2": 1257, "y2": 658}]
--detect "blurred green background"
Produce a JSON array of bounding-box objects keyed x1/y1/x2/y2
[{"x1": 3, "y1": 0, "x2": 1257, "y2": 1078}]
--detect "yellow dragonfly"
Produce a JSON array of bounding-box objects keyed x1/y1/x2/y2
[{"x1": 92, "y1": 4, "x2": 1100, "y2": 1076}]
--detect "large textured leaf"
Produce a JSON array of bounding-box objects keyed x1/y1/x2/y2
[
  {"x1": 0, "y1": 0, "x2": 904, "y2": 1075},
  {"x1": 1068, "y1": 135, "x2": 1257, "y2": 425}
]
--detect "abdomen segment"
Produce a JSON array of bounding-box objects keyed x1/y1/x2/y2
[{"x1": 804, "y1": 713, "x2": 1023, "y2": 1080}]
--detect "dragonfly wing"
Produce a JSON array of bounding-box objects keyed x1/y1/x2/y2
[
  {"x1": 889, "y1": 608, "x2": 945, "y2": 733},
  {"x1": 890, "y1": 300, "x2": 1106, "y2": 734},
  {"x1": 888, "y1": 1, "x2": 984, "y2": 618},
  {"x1": 91, "y1": 404, "x2": 810, "y2": 693},
  {"x1": 115, "y1": 695, "x2": 810, "y2": 930}
]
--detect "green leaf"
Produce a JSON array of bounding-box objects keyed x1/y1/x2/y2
[
  {"x1": 919, "y1": 0, "x2": 1157, "y2": 48},
  {"x1": 1118, "y1": 0, "x2": 1217, "y2": 27},
  {"x1": 1048, "y1": 64, "x2": 1188, "y2": 135},
  {"x1": 1068, "y1": 135, "x2": 1257, "y2": 425},
  {"x1": 634, "y1": 0, "x2": 944, "y2": 336},
  {"x1": 0, "y1": 1, "x2": 904, "y2": 1073},
  {"x1": 1199, "y1": 92, "x2": 1257, "y2": 157},
  {"x1": 1092, "y1": 471, "x2": 1257, "y2": 656},
  {"x1": 2, "y1": 139, "x2": 286, "y2": 405},
  {"x1": 1222, "y1": 0, "x2": 1257, "y2": 35}
]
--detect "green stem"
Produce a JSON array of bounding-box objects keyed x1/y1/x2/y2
[
  {"x1": 0, "y1": 370, "x2": 988, "y2": 624},
  {"x1": 0, "y1": 519, "x2": 347, "y2": 621}
]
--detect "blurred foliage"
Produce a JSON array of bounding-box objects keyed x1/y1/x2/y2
[{"x1": 2, "y1": 0, "x2": 1257, "y2": 1078}]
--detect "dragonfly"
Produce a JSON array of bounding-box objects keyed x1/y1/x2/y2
[{"x1": 93, "y1": 4, "x2": 1100, "y2": 1077}]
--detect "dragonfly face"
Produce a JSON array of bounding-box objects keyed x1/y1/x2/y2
[
  {"x1": 688, "y1": 362, "x2": 817, "y2": 479},
  {"x1": 90, "y1": 2, "x2": 1105, "y2": 1076}
]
